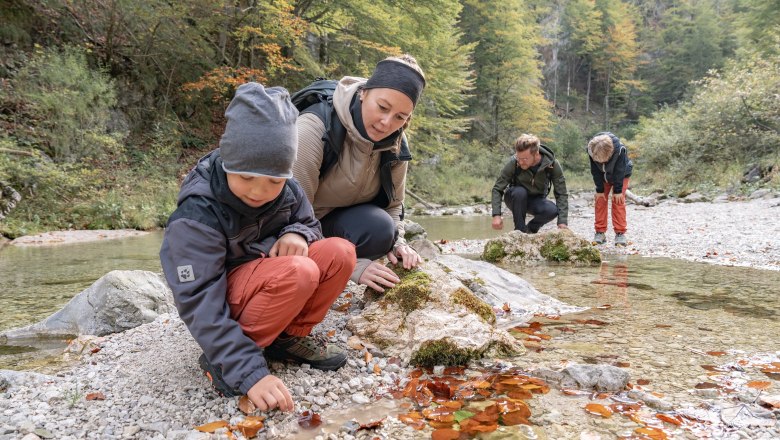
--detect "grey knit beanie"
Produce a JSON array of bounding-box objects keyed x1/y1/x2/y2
[{"x1": 219, "y1": 82, "x2": 299, "y2": 178}]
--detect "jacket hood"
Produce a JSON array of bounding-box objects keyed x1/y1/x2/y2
[
  {"x1": 538, "y1": 144, "x2": 556, "y2": 169},
  {"x1": 178, "y1": 150, "x2": 219, "y2": 204}
]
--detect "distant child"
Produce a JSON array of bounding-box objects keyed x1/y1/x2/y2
[
  {"x1": 160, "y1": 83, "x2": 356, "y2": 412},
  {"x1": 587, "y1": 132, "x2": 633, "y2": 246}
]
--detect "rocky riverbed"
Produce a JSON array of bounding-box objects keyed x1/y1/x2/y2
[{"x1": 2, "y1": 195, "x2": 779, "y2": 440}]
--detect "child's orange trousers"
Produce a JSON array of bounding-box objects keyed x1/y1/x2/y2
[
  {"x1": 595, "y1": 178, "x2": 630, "y2": 234},
  {"x1": 226, "y1": 237, "x2": 356, "y2": 347}
]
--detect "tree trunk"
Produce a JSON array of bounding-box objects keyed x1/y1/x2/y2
[
  {"x1": 604, "y1": 66, "x2": 611, "y2": 130},
  {"x1": 586, "y1": 64, "x2": 591, "y2": 113}
]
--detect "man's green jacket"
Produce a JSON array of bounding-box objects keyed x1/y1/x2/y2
[{"x1": 491, "y1": 145, "x2": 569, "y2": 225}]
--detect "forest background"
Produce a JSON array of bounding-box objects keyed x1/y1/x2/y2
[{"x1": 0, "y1": 0, "x2": 778, "y2": 238}]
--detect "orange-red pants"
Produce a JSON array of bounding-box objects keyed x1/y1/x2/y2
[
  {"x1": 226, "y1": 237, "x2": 356, "y2": 347},
  {"x1": 595, "y1": 178, "x2": 630, "y2": 234}
]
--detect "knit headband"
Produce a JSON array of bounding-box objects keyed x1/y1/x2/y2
[{"x1": 364, "y1": 59, "x2": 426, "y2": 106}]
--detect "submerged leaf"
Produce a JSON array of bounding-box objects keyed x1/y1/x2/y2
[
  {"x1": 431, "y1": 428, "x2": 460, "y2": 440},
  {"x1": 584, "y1": 403, "x2": 613, "y2": 418},
  {"x1": 298, "y1": 410, "x2": 322, "y2": 429}
]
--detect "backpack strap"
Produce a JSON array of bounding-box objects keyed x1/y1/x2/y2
[{"x1": 300, "y1": 99, "x2": 346, "y2": 179}]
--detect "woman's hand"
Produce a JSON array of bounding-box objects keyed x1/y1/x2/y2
[
  {"x1": 358, "y1": 261, "x2": 400, "y2": 292},
  {"x1": 595, "y1": 192, "x2": 607, "y2": 202},
  {"x1": 388, "y1": 244, "x2": 421, "y2": 269},
  {"x1": 247, "y1": 374, "x2": 294, "y2": 412},
  {"x1": 612, "y1": 193, "x2": 626, "y2": 205},
  {"x1": 269, "y1": 233, "x2": 308, "y2": 257}
]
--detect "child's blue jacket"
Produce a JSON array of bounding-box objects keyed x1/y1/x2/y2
[
  {"x1": 588, "y1": 132, "x2": 634, "y2": 194},
  {"x1": 160, "y1": 149, "x2": 322, "y2": 394}
]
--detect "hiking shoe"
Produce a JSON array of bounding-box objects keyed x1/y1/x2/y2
[
  {"x1": 198, "y1": 353, "x2": 242, "y2": 397},
  {"x1": 593, "y1": 232, "x2": 606, "y2": 244},
  {"x1": 264, "y1": 334, "x2": 347, "y2": 371},
  {"x1": 614, "y1": 233, "x2": 627, "y2": 247}
]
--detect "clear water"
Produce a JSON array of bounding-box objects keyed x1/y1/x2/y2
[{"x1": 0, "y1": 231, "x2": 164, "y2": 332}]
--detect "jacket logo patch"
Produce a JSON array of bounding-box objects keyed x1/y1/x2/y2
[{"x1": 177, "y1": 265, "x2": 195, "y2": 283}]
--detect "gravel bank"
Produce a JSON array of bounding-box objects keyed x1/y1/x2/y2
[
  {"x1": 2, "y1": 197, "x2": 779, "y2": 439},
  {"x1": 443, "y1": 195, "x2": 780, "y2": 271}
]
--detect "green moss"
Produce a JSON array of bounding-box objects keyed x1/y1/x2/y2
[
  {"x1": 452, "y1": 287, "x2": 496, "y2": 324},
  {"x1": 539, "y1": 236, "x2": 571, "y2": 262},
  {"x1": 574, "y1": 246, "x2": 601, "y2": 264},
  {"x1": 482, "y1": 241, "x2": 507, "y2": 262},
  {"x1": 411, "y1": 339, "x2": 481, "y2": 367},
  {"x1": 380, "y1": 269, "x2": 432, "y2": 314},
  {"x1": 510, "y1": 250, "x2": 527, "y2": 258},
  {"x1": 443, "y1": 266, "x2": 452, "y2": 274}
]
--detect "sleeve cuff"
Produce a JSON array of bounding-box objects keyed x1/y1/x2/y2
[
  {"x1": 350, "y1": 258, "x2": 373, "y2": 284},
  {"x1": 239, "y1": 365, "x2": 271, "y2": 395}
]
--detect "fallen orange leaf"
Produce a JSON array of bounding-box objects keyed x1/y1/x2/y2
[
  {"x1": 584, "y1": 403, "x2": 613, "y2": 418},
  {"x1": 195, "y1": 421, "x2": 229, "y2": 433},
  {"x1": 501, "y1": 410, "x2": 531, "y2": 426},
  {"x1": 431, "y1": 428, "x2": 460, "y2": 440},
  {"x1": 635, "y1": 426, "x2": 668, "y2": 439},
  {"x1": 365, "y1": 351, "x2": 373, "y2": 363},
  {"x1": 747, "y1": 381, "x2": 772, "y2": 390},
  {"x1": 85, "y1": 392, "x2": 105, "y2": 401},
  {"x1": 238, "y1": 396, "x2": 255, "y2": 414},
  {"x1": 235, "y1": 416, "x2": 265, "y2": 437},
  {"x1": 706, "y1": 351, "x2": 726, "y2": 356},
  {"x1": 327, "y1": 330, "x2": 336, "y2": 338},
  {"x1": 656, "y1": 413, "x2": 683, "y2": 426},
  {"x1": 373, "y1": 364, "x2": 382, "y2": 375}
]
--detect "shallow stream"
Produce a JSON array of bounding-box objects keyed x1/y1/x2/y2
[{"x1": 1, "y1": 218, "x2": 778, "y2": 438}]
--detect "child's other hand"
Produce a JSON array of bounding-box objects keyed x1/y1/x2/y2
[
  {"x1": 270, "y1": 233, "x2": 308, "y2": 257},
  {"x1": 247, "y1": 374, "x2": 294, "y2": 412},
  {"x1": 612, "y1": 193, "x2": 626, "y2": 205},
  {"x1": 595, "y1": 193, "x2": 607, "y2": 202},
  {"x1": 491, "y1": 215, "x2": 504, "y2": 230}
]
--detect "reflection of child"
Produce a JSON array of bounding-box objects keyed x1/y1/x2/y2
[
  {"x1": 592, "y1": 260, "x2": 630, "y2": 310},
  {"x1": 587, "y1": 132, "x2": 633, "y2": 246},
  {"x1": 160, "y1": 83, "x2": 356, "y2": 412}
]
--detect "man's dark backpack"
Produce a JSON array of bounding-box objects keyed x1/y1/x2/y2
[{"x1": 290, "y1": 78, "x2": 411, "y2": 209}]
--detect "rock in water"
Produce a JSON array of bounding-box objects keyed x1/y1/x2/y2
[{"x1": 1, "y1": 270, "x2": 173, "y2": 340}]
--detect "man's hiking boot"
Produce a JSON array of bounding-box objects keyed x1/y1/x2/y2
[
  {"x1": 614, "y1": 233, "x2": 627, "y2": 247},
  {"x1": 198, "y1": 353, "x2": 242, "y2": 397},
  {"x1": 593, "y1": 232, "x2": 606, "y2": 245},
  {"x1": 264, "y1": 334, "x2": 347, "y2": 371}
]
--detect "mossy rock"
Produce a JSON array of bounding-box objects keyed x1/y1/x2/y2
[
  {"x1": 379, "y1": 268, "x2": 432, "y2": 314},
  {"x1": 451, "y1": 287, "x2": 495, "y2": 324},
  {"x1": 539, "y1": 235, "x2": 571, "y2": 262},
  {"x1": 482, "y1": 241, "x2": 507, "y2": 262},
  {"x1": 411, "y1": 339, "x2": 481, "y2": 367},
  {"x1": 574, "y1": 246, "x2": 601, "y2": 264}
]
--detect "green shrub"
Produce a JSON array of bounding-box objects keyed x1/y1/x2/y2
[
  {"x1": 8, "y1": 45, "x2": 124, "y2": 162},
  {"x1": 635, "y1": 50, "x2": 780, "y2": 188}
]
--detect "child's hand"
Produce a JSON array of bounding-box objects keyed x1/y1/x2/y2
[
  {"x1": 612, "y1": 193, "x2": 626, "y2": 205},
  {"x1": 491, "y1": 215, "x2": 504, "y2": 230},
  {"x1": 595, "y1": 193, "x2": 607, "y2": 202},
  {"x1": 247, "y1": 374, "x2": 294, "y2": 412},
  {"x1": 270, "y1": 233, "x2": 308, "y2": 257}
]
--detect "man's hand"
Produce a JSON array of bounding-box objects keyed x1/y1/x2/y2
[
  {"x1": 269, "y1": 233, "x2": 308, "y2": 257},
  {"x1": 387, "y1": 244, "x2": 421, "y2": 269},
  {"x1": 492, "y1": 215, "x2": 504, "y2": 230},
  {"x1": 557, "y1": 224, "x2": 569, "y2": 229},
  {"x1": 595, "y1": 192, "x2": 607, "y2": 202},
  {"x1": 612, "y1": 193, "x2": 626, "y2": 205},
  {"x1": 247, "y1": 374, "x2": 294, "y2": 412},
  {"x1": 358, "y1": 261, "x2": 400, "y2": 292}
]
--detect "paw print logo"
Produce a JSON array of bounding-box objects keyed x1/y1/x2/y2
[{"x1": 177, "y1": 265, "x2": 195, "y2": 283}]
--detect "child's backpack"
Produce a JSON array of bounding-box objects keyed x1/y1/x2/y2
[{"x1": 290, "y1": 78, "x2": 346, "y2": 178}]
